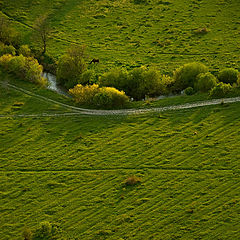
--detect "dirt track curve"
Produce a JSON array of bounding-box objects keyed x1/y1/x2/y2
[{"x1": 1, "y1": 82, "x2": 240, "y2": 118}]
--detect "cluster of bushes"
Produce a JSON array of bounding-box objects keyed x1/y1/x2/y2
[
  {"x1": 0, "y1": 54, "x2": 47, "y2": 86},
  {"x1": 69, "y1": 84, "x2": 129, "y2": 108},
  {"x1": 100, "y1": 67, "x2": 174, "y2": 100},
  {"x1": 173, "y1": 62, "x2": 240, "y2": 98},
  {"x1": 0, "y1": 41, "x2": 32, "y2": 57}
]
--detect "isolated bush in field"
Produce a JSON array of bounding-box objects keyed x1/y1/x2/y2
[
  {"x1": 0, "y1": 54, "x2": 47, "y2": 86},
  {"x1": 195, "y1": 72, "x2": 218, "y2": 92},
  {"x1": 209, "y1": 82, "x2": 232, "y2": 98},
  {"x1": 69, "y1": 84, "x2": 129, "y2": 108},
  {"x1": 18, "y1": 45, "x2": 31, "y2": 57},
  {"x1": 173, "y1": 62, "x2": 208, "y2": 92},
  {"x1": 184, "y1": 87, "x2": 194, "y2": 95},
  {"x1": 0, "y1": 42, "x2": 16, "y2": 56},
  {"x1": 194, "y1": 27, "x2": 209, "y2": 35},
  {"x1": 218, "y1": 68, "x2": 239, "y2": 85},
  {"x1": 57, "y1": 45, "x2": 87, "y2": 89},
  {"x1": 124, "y1": 176, "x2": 141, "y2": 186}
]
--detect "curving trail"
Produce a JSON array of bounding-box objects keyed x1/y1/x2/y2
[{"x1": 1, "y1": 82, "x2": 240, "y2": 118}]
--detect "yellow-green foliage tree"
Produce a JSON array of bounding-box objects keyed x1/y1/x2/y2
[
  {"x1": 93, "y1": 86, "x2": 129, "y2": 108},
  {"x1": 69, "y1": 84, "x2": 129, "y2": 108},
  {"x1": 0, "y1": 54, "x2": 47, "y2": 86}
]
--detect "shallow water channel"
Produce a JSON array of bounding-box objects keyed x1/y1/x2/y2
[{"x1": 43, "y1": 72, "x2": 70, "y2": 97}]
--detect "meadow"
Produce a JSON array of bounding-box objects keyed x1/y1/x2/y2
[
  {"x1": 1, "y1": 0, "x2": 240, "y2": 74},
  {"x1": 1, "y1": 75, "x2": 240, "y2": 239},
  {"x1": 1, "y1": 0, "x2": 240, "y2": 239}
]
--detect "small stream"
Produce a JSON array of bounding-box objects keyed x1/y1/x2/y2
[{"x1": 43, "y1": 72, "x2": 70, "y2": 97}]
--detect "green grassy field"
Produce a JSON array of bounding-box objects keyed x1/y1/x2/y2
[
  {"x1": 1, "y1": 0, "x2": 240, "y2": 239},
  {"x1": 1, "y1": 0, "x2": 240, "y2": 74},
  {"x1": 1, "y1": 75, "x2": 240, "y2": 239}
]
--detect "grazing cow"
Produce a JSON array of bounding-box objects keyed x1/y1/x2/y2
[{"x1": 90, "y1": 58, "x2": 99, "y2": 64}]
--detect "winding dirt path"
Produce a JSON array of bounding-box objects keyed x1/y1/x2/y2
[{"x1": 1, "y1": 82, "x2": 240, "y2": 118}]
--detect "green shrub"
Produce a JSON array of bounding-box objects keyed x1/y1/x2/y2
[
  {"x1": 18, "y1": 44, "x2": 31, "y2": 57},
  {"x1": 0, "y1": 42, "x2": 16, "y2": 56},
  {"x1": 69, "y1": 84, "x2": 129, "y2": 108},
  {"x1": 81, "y1": 70, "x2": 97, "y2": 85},
  {"x1": 218, "y1": 68, "x2": 239, "y2": 85},
  {"x1": 139, "y1": 69, "x2": 174, "y2": 98},
  {"x1": 100, "y1": 68, "x2": 128, "y2": 91},
  {"x1": 56, "y1": 45, "x2": 87, "y2": 89},
  {"x1": 194, "y1": 27, "x2": 210, "y2": 35},
  {"x1": 127, "y1": 67, "x2": 160, "y2": 100},
  {"x1": 195, "y1": 72, "x2": 218, "y2": 92},
  {"x1": 100, "y1": 67, "x2": 174, "y2": 101},
  {"x1": 124, "y1": 176, "x2": 141, "y2": 186},
  {"x1": 173, "y1": 62, "x2": 208, "y2": 92},
  {"x1": 209, "y1": 82, "x2": 232, "y2": 98},
  {"x1": 184, "y1": 87, "x2": 195, "y2": 95},
  {"x1": 0, "y1": 54, "x2": 47, "y2": 86}
]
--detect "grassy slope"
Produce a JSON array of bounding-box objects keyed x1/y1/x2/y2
[
  {"x1": 1, "y1": 0, "x2": 240, "y2": 74},
  {"x1": 0, "y1": 78, "x2": 240, "y2": 239}
]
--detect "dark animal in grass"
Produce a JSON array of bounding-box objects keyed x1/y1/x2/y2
[{"x1": 90, "y1": 58, "x2": 99, "y2": 64}]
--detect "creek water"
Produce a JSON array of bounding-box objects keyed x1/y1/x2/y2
[{"x1": 43, "y1": 72, "x2": 70, "y2": 97}]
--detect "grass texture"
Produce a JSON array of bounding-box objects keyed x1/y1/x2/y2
[
  {"x1": 0, "y1": 77, "x2": 240, "y2": 239},
  {"x1": 1, "y1": 0, "x2": 240, "y2": 74}
]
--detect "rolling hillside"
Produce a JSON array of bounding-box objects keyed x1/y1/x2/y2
[
  {"x1": 0, "y1": 74, "x2": 240, "y2": 239},
  {"x1": 0, "y1": 0, "x2": 240, "y2": 239}
]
